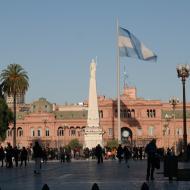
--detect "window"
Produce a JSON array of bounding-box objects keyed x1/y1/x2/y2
[
  {"x1": 178, "y1": 128, "x2": 183, "y2": 136},
  {"x1": 46, "y1": 128, "x2": 50, "y2": 136},
  {"x1": 147, "y1": 109, "x2": 156, "y2": 118},
  {"x1": 131, "y1": 109, "x2": 135, "y2": 118},
  {"x1": 17, "y1": 127, "x2": 23, "y2": 137},
  {"x1": 71, "y1": 129, "x2": 76, "y2": 136},
  {"x1": 148, "y1": 126, "x2": 154, "y2": 136},
  {"x1": 30, "y1": 128, "x2": 35, "y2": 137},
  {"x1": 58, "y1": 127, "x2": 64, "y2": 136},
  {"x1": 99, "y1": 110, "x2": 103, "y2": 118},
  {"x1": 7, "y1": 129, "x2": 12, "y2": 137},
  {"x1": 166, "y1": 128, "x2": 170, "y2": 135},
  {"x1": 127, "y1": 109, "x2": 131, "y2": 118},
  {"x1": 37, "y1": 128, "x2": 42, "y2": 137},
  {"x1": 108, "y1": 128, "x2": 113, "y2": 136},
  {"x1": 188, "y1": 127, "x2": 190, "y2": 135}
]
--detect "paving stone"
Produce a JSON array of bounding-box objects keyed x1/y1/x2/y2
[{"x1": 0, "y1": 160, "x2": 190, "y2": 190}]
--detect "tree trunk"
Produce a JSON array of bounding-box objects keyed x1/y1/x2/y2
[{"x1": 13, "y1": 93, "x2": 16, "y2": 147}]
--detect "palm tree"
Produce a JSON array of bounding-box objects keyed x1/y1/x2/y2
[{"x1": 0, "y1": 64, "x2": 29, "y2": 147}]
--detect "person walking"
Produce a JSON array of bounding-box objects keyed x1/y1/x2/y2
[
  {"x1": 13, "y1": 146, "x2": 20, "y2": 167},
  {"x1": 145, "y1": 139, "x2": 157, "y2": 181},
  {"x1": 0, "y1": 144, "x2": 5, "y2": 167},
  {"x1": 6, "y1": 143, "x2": 13, "y2": 168},
  {"x1": 117, "y1": 144, "x2": 123, "y2": 163},
  {"x1": 123, "y1": 146, "x2": 130, "y2": 167},
  {"x1": 33, "y1": 141, "x2": 43, "y2": 174},
  {"x1": 95, "y1": 144, "x2": 103, "y2": 164},
  {"x1": 20, "y1": 147, "x2": 28, "y2": 167}
]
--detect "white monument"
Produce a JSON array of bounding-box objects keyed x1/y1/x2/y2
[{"x1": 84, "y1": 59, "x2": 103, "y2": 149}]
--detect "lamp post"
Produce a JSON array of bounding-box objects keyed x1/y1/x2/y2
[
  {"x1": 164, "y1": 113, "x2": 172, "y2": 150},
  {"x1": 169, "y1": 97, "x2": 179, "y2": 154},
  {"x1": 176, "y1": 64, "x2": 190, "y2": 157}
]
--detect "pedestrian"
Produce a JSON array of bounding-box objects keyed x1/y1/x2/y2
[
  {"x1": 91, "y1": 183, "x2": 99, "y2": 190},
  {"x1": 20, "y1": 147, "x2": 28, "y2": 167},
  {"x1": 141, "y1": 182, "x2": 149, "y2": 190},
  {"x1": 117, "y1": 144, "x2": 123, "y2": 163},
  {"x1": 145, "y1": 139, "x2": 157, "y2": 181},
  {"x1": 60, "y1": 147, "x2": 65, "y2": 163},
  {"x1": 6, "y1": 143, "x2": 13, "y2": 168},
  {"x1": 123, "y1": 146, "x2": 130, "y2": 167},
  {"x1": 42, "y1": 148, "x2": 48, "y2": 163},
  {"x1": 33, "y1": 141, "x2": 43, "y2": 174},
  {"x1": 0, "y1": 144, "x2": 5, "y2": 167},
  {"x1": 95, "y1": 144, "x2": 103, "y2": 164},
  {"x1": 42, "y1": 184, "x2": 50, "y2": 190},
  {"x1": 13, "y1": 146, "x2": 20, "y2": 167}
]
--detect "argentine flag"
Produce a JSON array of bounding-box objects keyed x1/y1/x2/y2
[{"x1": 118, "y1": 27, "x2": 157, "y2": 62}]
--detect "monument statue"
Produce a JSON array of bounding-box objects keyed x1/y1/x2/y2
[{"x1": 84, "y1": 59, "x2": 103, "y2": 149}]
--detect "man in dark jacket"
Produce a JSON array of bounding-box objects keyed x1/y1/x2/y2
[
  {"x1": 0, "y1": 144, "x2": 5, "y2": 167},
  {"x1": 145, "y1": 139, "x2": 157, "y2": 181},
  {"x1": 33, "y1": 141, "x2": 43, "y2": 174},
  {"x1": 95, "y1": 144, "x2": 103, "y2": 164},
  {"x1": 20, "y1": 147, "x2": 28, "y2": 167}
]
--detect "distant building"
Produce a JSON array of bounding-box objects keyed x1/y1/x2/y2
[
  {"x1": 5, "y1": 93, "x2": 25, "y2": 106},
  {"x1": 3, "y1": 87, "x2": 190, "y2": 153}
]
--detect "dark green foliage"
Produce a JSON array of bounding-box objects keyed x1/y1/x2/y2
[
  {"x1": 106, "y1": 139, "x2": 119, "y2": 149},
  {"x1": 67, "y1": 138, "x2": 82, "y2": 150},
  {"x1": 0, "y1": 97, "x2": 13, "y2": 141}
]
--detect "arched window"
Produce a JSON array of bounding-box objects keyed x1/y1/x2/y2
[
  {"x1": 99, "y1": 110, "x2": 103, "y2": 118},
  {"x1": 127, "y1": 109, "x2": 131, "y2": 118},
  {"x1": 46, "y1": 128, "x2": 50, "y2": 136},
  {"x1": 147, "y1": 109, "x2": 156, "y2": 118},
  {"x1": 7, "y1": 129, "x2": 12, "y2": 137},
  {"x1": 30, "y1": 128, "x2": 35, "y2": 137},
  {"x1": 37, "y1": 128, "x2": 42, "y2": 137},
  {"x1": 57, "y1": 127, "x2": 64, "y2": 136},
  {"x1": 70, "y1": 127, "x2": 76, "y2": 136},
  {"x1": 188, "y1": 127, "x2": 190, "y2": 135},
  {"x1": 148, "y1": 126, "x2": 154, "y2": 136},
  {"x1": 123, "y1": 109, "x2": 127, "y2": 118},
  {"x1": 131, "y1": 109, "x2": 135, "y2": 118},
  {"x1": 17, "y1": 127, "x2": 23, "y2": 137},
  {"x1": 178, "y1": 128, "x2": 183, "y2": 136}
]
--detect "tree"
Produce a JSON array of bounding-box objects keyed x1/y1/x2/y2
[
  {"x1": 0, "y1": 97, "x2": 13, "y2": 141},
  {"x1": 0, "y1": 64, "x2": 29, "y2": 147},
  {"x1": 106, "y1": 139, "x2": 119, "y2": 150},
  {"x1": 67, "y1": 138, "x2": 82, "y2": 150}
]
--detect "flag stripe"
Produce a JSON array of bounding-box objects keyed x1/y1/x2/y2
[{"x1": 118, "y1": 27, "x2": 157, "y2": 62}]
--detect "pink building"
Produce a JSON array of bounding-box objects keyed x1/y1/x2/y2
[{"x1": 4, "y1": 87, "x2": 190, "y2": 152}]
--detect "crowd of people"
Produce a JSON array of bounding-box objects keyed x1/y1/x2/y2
[
  {"x1": 1, "y1": 139, "x2": 190, "y2": 181},
  {"x1": 0, "y1": 141, "x2": 157, "y2": 168}
]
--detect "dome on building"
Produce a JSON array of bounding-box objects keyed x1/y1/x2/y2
[{"x1": 30, "y1": 98, "x2": 53, "y2": 113}]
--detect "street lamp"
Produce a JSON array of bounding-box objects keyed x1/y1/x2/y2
[
  {"x1": 164, "y1": 113, "x2": 172, "y2": 150},
  {"x1": 169, "y1": 97, "x2": 179, "y2": 154},
  {"x1": 176, "y1": 64, "x2": 190, "y2": 156}
]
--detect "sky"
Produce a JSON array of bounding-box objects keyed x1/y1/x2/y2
[{"x1": 0, "y1": 0, "x2": 190, "y2": 105}]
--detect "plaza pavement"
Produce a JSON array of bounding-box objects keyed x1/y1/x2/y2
[{"x1": 0, "y1": 159, "x2": 190, "y2": 190}]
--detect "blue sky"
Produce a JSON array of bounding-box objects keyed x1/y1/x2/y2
[{"x1": 0, "y1": 0, "x2": 190, "y2": 104}]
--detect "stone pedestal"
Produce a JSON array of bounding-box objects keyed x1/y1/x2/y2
[{"x1": 84, "y1": 127, "x2": 103, "y2": 149}]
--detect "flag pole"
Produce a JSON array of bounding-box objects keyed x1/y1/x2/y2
[{"x1": 116, "y1": 18, "x2": 121, "y2": 143}]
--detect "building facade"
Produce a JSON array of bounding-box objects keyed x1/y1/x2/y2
[{"x1": 3, "y1": 87, "x2": 190, "y2": 152}]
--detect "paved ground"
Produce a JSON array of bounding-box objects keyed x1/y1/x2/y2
[{"x1": 0, "y1": 159, "x2": 190, "y2": 190}]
